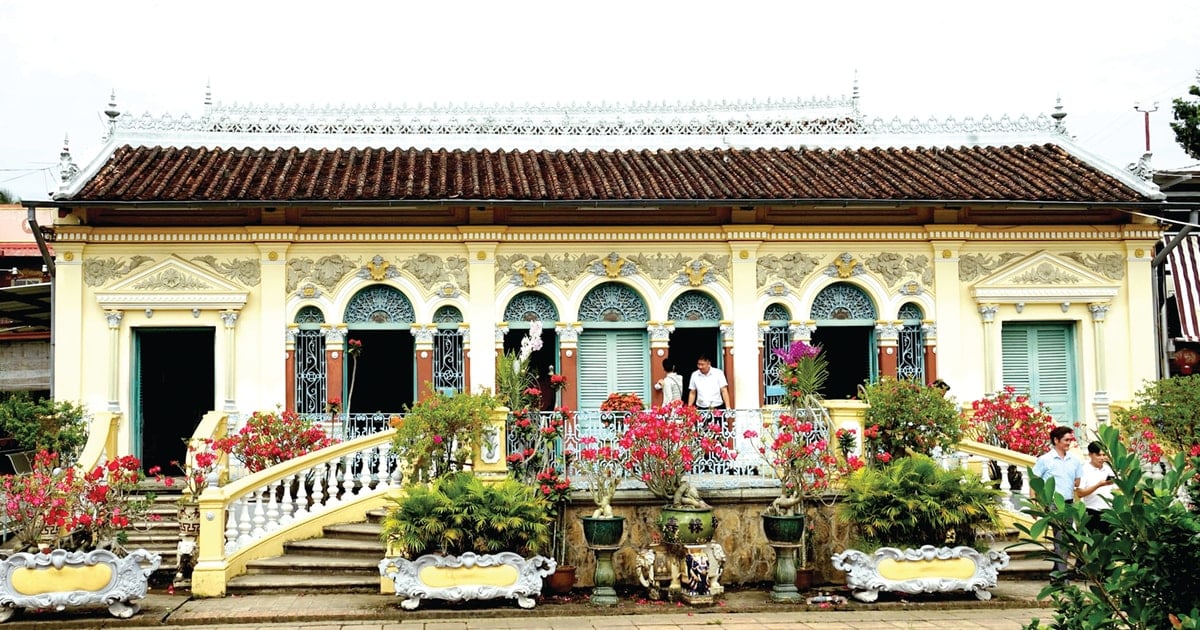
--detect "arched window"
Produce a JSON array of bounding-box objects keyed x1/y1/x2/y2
[
  {"x1": 577, "y1": 283, "x2": 649, "y2": 409},
  {"x1": 432, "y1": 306, "x2": 465, "y2": 395},
  {"x1": 344, "y1": 285, "x2": 415, "y2": 325},
  {"x1": 762, "y1": 303, "x2": 791, "y2": 405},
  {"x1": 294, "y1": 306, "x2": 326, "y2": 415},
  {"x1": 810, "y1": 283, "x2": 878, "y2": 399},
  {"x1": 503, "y1": 291, "x2": 559, "y2": 325},
  {"x1": 897, "y1": 302, "x2": 925, "y2": 382}
]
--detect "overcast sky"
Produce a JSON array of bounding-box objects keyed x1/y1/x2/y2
[{"x1": 2, "y1": 0, "x2": 1198, "y2": 202}]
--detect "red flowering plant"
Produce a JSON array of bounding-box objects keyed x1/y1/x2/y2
[
  {"x1": 966, "y1": 386, "x2": 1057, "y2": 456},
  {"x1": 215, "y1": 408, "x2": 338, "y2": 474},
  {"x1": 152, "y1": 437, "x2": 223, "y2": 502},
  {"x1": 749, "y1": 341, "x2": 863, "y2": 517},
  {"x1": 576, "y1": 435, "x2": 624, "y2": 518},
  {"x1": 617, "y1": 400, "x2": 736, "y2": 508},
  {"x1": 0, "y1": 451, "x2": 155, "y2": 553},
  {"x1": 549, "y1": 372, "x2": 568, "y2": 391},
  {"x1": 860, "y1": 377, "x2": 963, "y2": 467},
  {"x1": 600, "y1": 392, "x2": 644, "y2": 414}
]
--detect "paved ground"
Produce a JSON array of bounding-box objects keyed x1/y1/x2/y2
[{"x1": 0, "y1": 580, "x2": 1054, "y2": 629}]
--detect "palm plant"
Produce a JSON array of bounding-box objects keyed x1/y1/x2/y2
[
  {"x1": 381, "y1": 472, "x2": 552, "y2": 558},
  {"x1": 839, "y1": 454, "x2": 1002, "y2": 550}
]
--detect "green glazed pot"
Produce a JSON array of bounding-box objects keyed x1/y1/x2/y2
[
  {"x1": 581, "y1": 516, "x2": 625, "y2": 547},
  {"x1": 762, "y1": 513, "x2": 806, "y2": 544},
  {"x1": 657, "y1": 506, "x2": 716, "y2": 544}
]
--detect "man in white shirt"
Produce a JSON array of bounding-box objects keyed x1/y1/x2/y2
[{"x1": 687, "y1": 354, "x2": 731, "y2": 410}]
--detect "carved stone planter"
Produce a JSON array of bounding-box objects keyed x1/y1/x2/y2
[
  {"x1": 831, "y1": 545, "x2": 1009, "y2": 602},
  {"x1": 378, "y1": 552, "x2": 556, "y2": 610},
  {"x1": 0, "y1": 548, "x2": 161, "y2": 622}
]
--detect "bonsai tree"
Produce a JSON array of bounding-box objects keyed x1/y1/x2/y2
[
  {"x1": 859, "y1": 377, "x2": 963, "y2": 465},
  {"x1": 392, "y1": 388, "x2": 501, "y2": 483},
  {"x1": 839, "y1": 454, "x2": 1003, "y2": 550},
  {"x1": 381, "y1": 471, "x2": 551, "y2": 558},
  {"x1": 617, "y1": 400, "x2": 736, "y2": 508}
]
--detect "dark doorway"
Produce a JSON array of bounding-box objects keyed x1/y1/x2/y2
[
  {"x1": 668, "y1": 328, "x2": 721, "y2": 396},
  {"x1": 344, "y1": 330, "x2": 415, "y2": 414},
  {"x1": 811, "y1": 326, "x2": 873, "y2": 400},
  {"x1": 135, "y1": 328, "x2": 214, "y2": 474},
  {"x1": 503, "y1": 328, "x2": 557, "y2": 411}
]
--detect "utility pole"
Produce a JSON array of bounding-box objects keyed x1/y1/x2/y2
[{"x1": 1134, "y1": 101, "x2": 1159, "y2": 152}]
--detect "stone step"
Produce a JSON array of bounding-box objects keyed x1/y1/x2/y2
[
  {"x1": 322, "y1": 522, "x2": 384, "y2": 541},
  {"x1": 226, "y1": 572, "x2": 382, "y2": 594},
  {"x1": 243, "y1": 553, "x2": 381, "y2": 575},
  {"x1": 282, "y1": 536, "x2": 386, "y2": 559}
]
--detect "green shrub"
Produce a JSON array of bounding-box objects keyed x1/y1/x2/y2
[
  {"x1": 1121, "y1": 374, "x2": 1200, "y2": 455},
  {"x1": 860, "y1": 377, "x2": 963, "y2": 463},
  {"x1": 0, "y1": 392, "x2": 87, "y2": 460},
  {"x1": 1020, "y1": 424, "x2": 1200, "y2": 629},
  {"x1": 839, "y1": 453, "x2": 1003, "y2": 550},
  {"x1": 381, "y1": 472, "x2": 551, "y2": 558},
  {"x1": 392, "y1": 388, "x2": 500, "y2": 483}
]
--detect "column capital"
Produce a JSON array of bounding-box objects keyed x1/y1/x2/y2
[
  {"x1": 978, "y1": 304, "x2": 999, "y2": 323},
  {"x1": 220, "y1": 309, "x2": 240, "y2": 328},
  {"x1": 1088, "y1": 303, "x2": 1110, "y2": 322},
  {"x1": 104, "y1": 309, "x2": 124, "y2": 328}
]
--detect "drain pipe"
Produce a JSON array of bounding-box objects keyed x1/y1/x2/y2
[{"x1": 24, "y1": 204, "x2": 55, "y2": 397}]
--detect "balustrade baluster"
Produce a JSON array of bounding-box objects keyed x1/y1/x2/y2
[
  {"x1": 251, "y1": 487, "x2": 267, "y2": 538},
  {"x1": 224, "y1": 498, "x2": 241, "y2": 554},
  {"x1": 309, "y1": 462, "x2": 325, "y2": 511},
  {"x1": 295, "y1": 470, "x2": 310, "y2": 517},
  {"x1": 375, "y1": 444, "x2": 390, "y2": 490},
  {"x1": 326, "y1": 458, "x2": 341, "y2": 506},
  {"x1": 342, "y1": 452, "x2": 356, "y2": 497},
  {"x1": 265, "y1": 479, "x2": 281, "y2": 531},
  {"x1": 279, "y1": 473, "x2": 296, "y2": 524},
  {"x1": 236, "y1": 493, "x2": 253, "y2": 547}
]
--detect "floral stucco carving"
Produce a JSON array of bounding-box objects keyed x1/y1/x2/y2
[
  {"x1": 825, "y1": 252, "x2": 864, "y2": 278},
  {"x1": 628, "y1": 252, "x2": 690, "y2": 282},
  {"x1": 82, "y1": 256, "x2": 154, "y2": 287},
  {"x1": 402, "y1": 253, "x2": 468, "y2": 291},
  {"x1": 1061, "y1": 252, "x2": 1124, "y2": 280},
  {"x1": 756, "y1": 253, "x2": 822, "y2": 287},
  {"x1": 590, "y1": 252, "x2": 636, "y2": 278},
  {"x1": 958, "y1": 253, "x2": 1023, "y2": 282},
  {"x1": 131, "y1": 268, "x2": 211, "y2": 291},
  {"x1": 673, "y1": 254, "x2": 729, "y2": 286},
  {"x1": 287, "y1": 255, "x2": 361, "y2": 292},
  {"x1": 539, "y1": 252, "x2": 599, "y2": 281},
  {"x1": 862, "y1": 253, "x2": 931, "y2": 287},
  {"x1": 191, "y1": 256, "x2": 261, "y2": 286},
  {"x1": 1012, "y1": 262, "x2": 1082, "y2": 285}
]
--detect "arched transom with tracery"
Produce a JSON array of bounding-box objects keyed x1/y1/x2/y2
[
  {"x1": 811, "y1": 283, "x2": 877, "y2": 320},
  {"x1": 578, "y1": 283, "x2": 648, "y2": 322},
  {"x1": 344, "y1": 285, "x2": 415, "y2": 324},
  {"x1": 503, "y1": 292, "x2": 559, "y2": 323}
]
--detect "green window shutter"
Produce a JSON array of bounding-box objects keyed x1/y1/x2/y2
[
  {"x1": 577, "y1": 330, "x2": 649, "y2": 409},
  {"x1": 1002, "y1": 323, "x2": 1077, "y2": 425}
]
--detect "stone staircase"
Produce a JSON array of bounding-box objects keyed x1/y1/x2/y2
[
  {"x1": 990, "y1": 529, "x2": 1053, "y2": 581},
  {"x1": 225, "y1": 508, "x2": 388, "y2": 594},
  {"x1": 125, "y1": 479, "x2": 186, "y2": 583}
]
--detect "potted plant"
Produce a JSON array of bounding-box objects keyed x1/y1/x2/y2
[
  {"x1": 859, "y1": 377, "x2": 963, "y2": 465},
  {"x1": 391, "y1": 388, "x2": 501, "y2": 483},
  {"x1": 0, "y1": 451, "x2": 161, "y2": 621},
  {"x1": 966, "y1": 385, "x2": 1057, "y2": 492},
  {"x1": 618, "y1": 400, "x2": 736, "y2": 545},
  {"x1": 748, "y1": 340, "x2": 863, "y2": 599},
  {"x1": 600, "y1": 392, "x2": 644, "y2": 414},
  {"x1": 152, "y1": 437, "x2": 223, "y2": 585},
  {"x1": 214, "y1": 407, "x2": 338, "y2": 474},
  {"x1": 832, "y1": 454, "x2": 1008, "y2": 602},
  {"x1": 378, "y1": 471, "x2": 555, "y2": 609}
]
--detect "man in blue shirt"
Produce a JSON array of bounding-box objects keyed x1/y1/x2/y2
[{"x1": 1031, "y1": 425, "x2": 1083, "y2": 577}]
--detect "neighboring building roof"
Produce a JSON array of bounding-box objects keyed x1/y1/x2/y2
[
  {"x1": 68, "y1": 143, "x2": 1149, "y2": 203},
  {"x1": 50, "y1": 94, "x2": 1167, "y2": 204},
  {"x1": 0, "y1": 283, "x2": 50, "y2": 331}
]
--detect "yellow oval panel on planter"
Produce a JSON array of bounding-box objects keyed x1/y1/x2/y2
[
  {"x1": 12, "y1": 564, "x2": 114, "y2": 594},
  {"x1": 419, "y1": 564, "x2": 518, "y2": 588},
  {"x1": 877, "y1": 557, "x2": 975, "y2": 581}
]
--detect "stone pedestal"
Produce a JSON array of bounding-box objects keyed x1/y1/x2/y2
[
  {"x1": 587, "y1": 544, "x2": 620, "y2": 606},
  {"x1": 768, "y1": 542, "x2": 802, "y2": 602}
]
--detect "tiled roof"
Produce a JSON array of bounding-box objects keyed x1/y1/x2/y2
[{"x1": 69, "y1": 144, "x2": 1148, "y2": 203}]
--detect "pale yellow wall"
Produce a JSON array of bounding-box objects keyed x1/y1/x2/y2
[{"x1": 53, "y1": 222, "x2": 1162, "y2": 452}]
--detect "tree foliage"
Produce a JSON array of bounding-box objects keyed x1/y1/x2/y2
[
  {"x1": 1171, "y1": 76, "x2": 1200, "y2": 161},
  {"x1": 0, "y1": 189, "x2": 17, "y2": 204}
]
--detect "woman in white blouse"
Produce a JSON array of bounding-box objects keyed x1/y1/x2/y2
[{"x1": 1076, "y1": 441, "x2": 1116, "y2": 536}]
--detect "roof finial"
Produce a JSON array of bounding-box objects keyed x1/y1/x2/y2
[
  {"x1": 103, "y1": 89, "x2": 121, "y2": 140},
  {"x1": 1051, "y1": 95, "x2": 1067, "y2": 134},
  {"x1": 851, "y1": 70, "x2": 861, "y2": 123},
  {"x1": 204, "y1": 79, "x2": 213, "y2": 111},
  {"x1": 59, "y1": 134, "x2": 79, "y2": 184}
]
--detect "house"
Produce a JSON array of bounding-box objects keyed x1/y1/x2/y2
[
  {"x1": 0, "y1": 205, "x2": 53, "y2": 396},
  {"x1": 27, "y1": 91, "x2": 1171, "y2": 471}
]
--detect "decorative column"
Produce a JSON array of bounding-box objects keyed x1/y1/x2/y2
[
  {"x1": 875, "y1": 320, "x2": 901, "y2": 379},
  {"x1": 556, "y1": 323, "x2": 581, "y2": 410},
  {"x1": 930, "y1": 240, "x2": 966, "y2": 396},
  {"x1": 464, "y1": 239, "x2": 499, "y2": 395},
  {"x1": 325, "y1": 325, "x2": 345, "y2": 409},
  {"x1": 256, "y1": 243, "x2": 290, "y2": 409},
  {"x1": 922, "y1": 322, "x2": 939, "y2": 385},
  {"x1": 647, "y1": 321, "x2": 674, "y2": 406},
  {"x1": 794, "y1": 321, "x2": 817, "y2": 343},
  {"x1": 720, "y1": 321, "x2": 735, "y2": 408},
  {"x1": 1089, "y1": 303, "x2": 1110, "y2": 424},
  {"x1": 220, "y1": 310, "x2": 239, "y2": 412},
  {"x1": 284, "y1": 325, "x2": 297, "y2": 412},
  {"x1": 978, "y1": 305, "x2": 999, "y2": 392},
  {"x1": 756, "y1": 322, "x2": 768, "y2": 403},
  {"x1": 412, "y1": 324, "x2": 435, "y2": 401},
  {"x1": 105, "y1": 310, "x2": 123, "y2": 412}
]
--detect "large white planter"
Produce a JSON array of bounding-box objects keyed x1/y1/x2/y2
[
  {"x1": 831, "y1": 545, "x2": 1009, "y2": 602},
  {"x1": 0, "y1": 548, "x2": 161, "y2": 622},
  {"x1": 379, "y1": 552, "x2": 555, "y2": 609}
]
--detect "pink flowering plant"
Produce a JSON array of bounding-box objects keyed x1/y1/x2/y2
[
  {"x1": 152, "y1": 437, "x2": 223, "y2": 501},
  {"x1": 618, "y1": 400, "x2": 736, "y2": 508},
  {"x1": 215, "y1": 408, "x2": 338, "y2": 473},
  {"x1": 966, "y1": 386, "x2": 1057, "y2": 456},
  {"x1": 576, "y1": 435, "x2": 625, "y2": 517}
]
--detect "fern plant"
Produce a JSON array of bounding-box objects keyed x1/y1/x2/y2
[
  {"x1": 381, "y1": 472, "x2": 552, "y2": 558},
  {"x1": 839, "y1": 454, "x2": 1003, "y2": 550}
]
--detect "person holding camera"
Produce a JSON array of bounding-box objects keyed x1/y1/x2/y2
[{"x1": 1077, "y1": 440, "x2": 1116, "y2": 536}]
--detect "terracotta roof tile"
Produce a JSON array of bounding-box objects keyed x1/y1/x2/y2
[{"x1": 68, "y1": 144, "x2": 1149, "y2": 203}]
